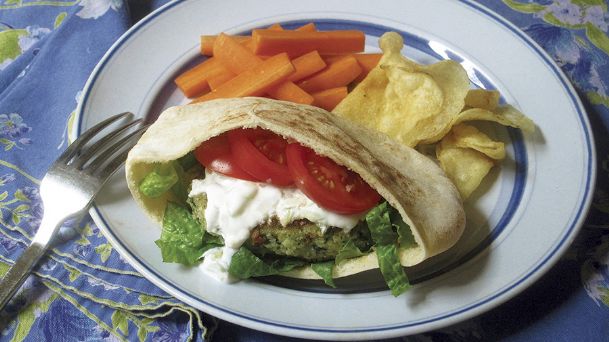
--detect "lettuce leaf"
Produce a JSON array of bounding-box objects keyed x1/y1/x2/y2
[
  {"x1": 366, "y1": 202, "x2": 410, "y2": 296},
  {"x1": 311, "y1": 261, "x2": 336, "y2": 288},
  {"x1": 335, "y1": 239, "x2": 367, "y2": 265},
  {"x1": 139, "y1": 163, "x2": 179, "y2": 198},
  {"x1": 155, "y1": 202, "x2": 222, "y2": 266},
  {"x1": 177, "y1": 152, "x2": 198, "y2": 170},
  {"x1": 388, "y1": 206, "x2": 416, "y2": 249},
  {"x1": 170, "y1": 161, "x2": 189, "y2": 204},
  {"x1": 228, "y1": 247, "x2": 306, "y2": 279}
]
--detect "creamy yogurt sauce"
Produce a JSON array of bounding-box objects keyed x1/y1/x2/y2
[
  {"x1": 199, "y1": 246, "x2": 238, "y2": 283},
  {"x1": 190, "y1": 170, "x2": 364, "y2": 248},
  {"x1": 189, "y1": 170, "x2": 364, "y2": 282}
]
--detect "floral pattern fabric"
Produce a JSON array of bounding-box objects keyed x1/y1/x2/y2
[
  {"x1": 0, "y1": 0, "x2": 210, "y2": 341},
  {"x1": 0, "y1": 0, "x2": 608, "y2": 341}
]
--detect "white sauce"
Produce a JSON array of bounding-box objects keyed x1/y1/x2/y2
[
  {"x1": 190, "y1": 170, "x2": 364, "y2": 249},
  {"x1": 189, "y1": 170, "x2": 365, "y2": 282},
  {"x1": 199, "y1": 246, "x2": 237, "y2": 283}
]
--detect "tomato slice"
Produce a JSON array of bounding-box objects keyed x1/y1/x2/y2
[
  {"x1": 227, "y1": 128, "x2": 294, "y2": 187},
  {"x1": 285, "y1": 143, "x2": 381, "y2": 214},
  {"x1": 194, "y1": 133, "x2": 258, "y2": 181}
]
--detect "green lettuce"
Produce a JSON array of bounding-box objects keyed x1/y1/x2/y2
[
  {"x1": 228, "y1": 247, "x2": 306, "y2": 279},
  {"x1": 139, "y1": 154, "x2": 203, "y2": 203},
  {"x1": 169, "y1": 161, "x2": 189, "y2": 204},
  {"x1": 389, "y1": 206, "x2": 416, "y2": 249},
  {"x1": 177, "y1": 152, "x2": 198, "y2": 170},
  {"x1": 335, "y1": 239, "x2": 367, "y2": 265},
  {"x1": 139, "y1": 163, "x2": 179, "y2": 198},
  {"x1": 311, "y1": 261, "x2": 336, "y2": 288},
  {"x1": 155, "y1": 202, "x2": 222, "y2": 266},
  {"x1": 366, "y1": 202, "x2": 410, "y2": 296}
]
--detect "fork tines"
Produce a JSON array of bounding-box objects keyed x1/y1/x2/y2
[{"x1": 59, "y1": 112, "x2": 147, "y2": 178}]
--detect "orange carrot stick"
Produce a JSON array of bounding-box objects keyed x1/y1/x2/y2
[
  {"x1": 214, "y1": 33, "x2": 261, "y2": 74},
  {"x1": 252, "y1": 29, "x2": 365, "y2": 57},
  {"x1": 353, "y1": 53, "x2": 381, "y2": 82},
  {"x1": 268, "y1": 82, "x2": 314, "y2": 105},
  {"x1": 213, "y1": 34, "x2": 313, "y2": 103},
  {"x1": 322, "y1": 53, "x2": 382, "y2": 82},
  {"x1": 191, "y1": 53, "x2": 294, "y2": 103},
  {"x1": 297, "y1": 55, "x2": 362, "y2": 93},
  {"x1": 174, "y1": 58, "x2": 231, "y2": 98},
  {"x1": 294, "y1": 23, "x2": 317, "y2": 32},
  {"x1": 200, "y1": 35, "x2": 250, "y2": 56},
  {"x1": 312, "y1": 87, "x2": 348, "y2": 111},
  {"x1": 267, "y1": 23, "x2": 284, "y2": 30},
  {"x1": 321, "y1": 54, "x2": 346, "y2": 64},
  {"x1": 207, "y1": 70, "x2": 237, "y2": 90},
  {"x1": 286, "y1": 50, "x2": 326, "y2": 82}
]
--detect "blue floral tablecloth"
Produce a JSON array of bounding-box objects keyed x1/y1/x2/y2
[{"x1": 1, "y1": 0, "x2": 609, "y2": 341}]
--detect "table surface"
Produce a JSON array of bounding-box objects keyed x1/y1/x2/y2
[{"x1": 1, "y1": 0, "x2": 609, "y2": 341}]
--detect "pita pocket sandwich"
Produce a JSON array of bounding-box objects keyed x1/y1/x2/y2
[{"x1": 125, "y1": 97, "x2": 465, "y2": 295}]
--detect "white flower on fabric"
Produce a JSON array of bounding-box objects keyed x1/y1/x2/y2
[
  {"x1": 76, "y1": 0, "x2": 122, "y2": 20},
  {"x1": 86, "y1": 277, "x2": 121, "y2": 291},
  {"x1": 583, "y1": 5, "x2": 609, "y2": 31},
  {"x1": 18, "y1": 26, "x2": 51, "y2": 52},
  {"x1": 581, "y1": 235, "x2": 609, "y2": 307}
]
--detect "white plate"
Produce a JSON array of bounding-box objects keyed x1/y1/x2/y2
[{"x1": 75, "y1": 0, "x2": 595, "y2": 340}]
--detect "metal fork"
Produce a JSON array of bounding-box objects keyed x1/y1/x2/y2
[{"x1": 0, "y1": 112, "x2": 147, "y2": 310}]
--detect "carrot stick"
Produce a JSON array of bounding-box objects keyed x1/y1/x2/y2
[
  {"x1": 174, "y1": 57, "x2": 231, "y2": 98},
  {"x1": 353, "y1": 54, "x2": 381, "y2": 82},
  {"x1": 214, "y1": 33, "x2": 261, "y2": 74},
  {"x1": 268, "y1": 81, "x2": 314, "y2": 104},
  {"x1": 201, "y1": 35, "x2": 249, "y2": 56},
  {"x1": 286, "y1": 50, "x2": 326, "y2": 82},
  {"x1": 200, "y1": 23, "x2": 306, "y2": 55},
  {"x1": 321, "y1": 54, "x2": 345, "y2": 64},
  {"x1": 252, "y1": 29, "x2": 365, "y2": 57},
  {"x1": 213, "y1": 34, "x2": 313, "y2": 103},
  {"x1": 294, "y1": 23, "x2": 316, "y2": 32},
  {"x1": 353, "y1": 53, "x2": 381, "y2": 70},
  {"x1": 297, "y1": 55, "x2": 362, "y2": 93},
  {"x1": 322, "y1": 53, "x2": 381, "y2": 82},
  {"x1": 191, "y1": 53, "x2": 294, "y2": 103},
  {"x1": 268, "y1": 23, "x2": 284, "y2": 30},
  {"x1": 312, "y1": 87, "x2": 348, "y2": 111},
  {"x1": 207, "y1": 70, "x2": 237, "y2": 90}
]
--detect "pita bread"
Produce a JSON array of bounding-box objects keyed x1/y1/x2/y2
[{"x1": 126, "y1": 97, "x2": 465, "y2": 279}]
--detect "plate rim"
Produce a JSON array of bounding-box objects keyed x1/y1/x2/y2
[{"x1": 76, "y1": 0, "x2": 597, "y2": 339}]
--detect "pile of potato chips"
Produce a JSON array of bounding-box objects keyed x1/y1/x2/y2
[{"x1": 333, "y1": 32, "x2": 535, "y2": 199}]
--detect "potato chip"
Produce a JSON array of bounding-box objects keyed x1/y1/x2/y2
[
  {"x1": 333, "y1": 32, "x2": 470, "y2": 147},
  {"x1": 464, "y1": 89, "x2": 500, "y2": 110},
  {"x1": 451, "y1": 123, "x2": 505, "y2": 160},
  {"x1": 436, "y1": 131, "x2": 494, "y2": 199},
  {"x1": 455, "y1": 105, "x2": 535, "y2": 133},
  {"x1": 332, "y1": 30, "x2": 536, "y2": 201},
  {"x1": 421, "y1": 104, "x2": 535, "y2": 145}
]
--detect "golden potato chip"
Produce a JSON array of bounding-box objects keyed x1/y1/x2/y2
[
  {"x1": 451, "y1": 123, "x2": 505, "y2": 160},
  {"x1": 421, "y1": 104, "x2": 535, "y2": 145},
  {"x1": 436, "y1": 131, "x2": 494, "y2": 199},
  {"x1": 455, "y1": 105, "x2": 535, "y2": 133},
  {"x1": 333, "y1": 32, "x2": 470, "y2": 147},
  {"x1": 464, "y1": 89, "x2": 500, "y2": 110}
]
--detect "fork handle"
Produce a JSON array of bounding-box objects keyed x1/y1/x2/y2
[
  {"x1": 0, "y1": 241, "x2": 48, "y2": 310},
  {"x1": 0, "y1": 212, "x2": 61, "y2": 311}
]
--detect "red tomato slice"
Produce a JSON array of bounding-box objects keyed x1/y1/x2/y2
[
  {"x1": 194, "y1": 133, "x2": 258, "y2": 182},
  {"x1": 227, "y1": 128, "x2": 294, "y2": 187},
  {"x1": 285, "y1": 143, "x2": 381, "y2": 214}
]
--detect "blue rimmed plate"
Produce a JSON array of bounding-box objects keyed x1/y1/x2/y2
[{"x1": 75, "y1": 0, "x2": 595, "y2": 340}]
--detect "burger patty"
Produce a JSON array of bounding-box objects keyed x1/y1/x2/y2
[
  {"x1": 189, "y1": 194, "x2": 372, "y2": 262},
  {"x1": 245, "y1": 219, "x2": 371, "y2": 262}
]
